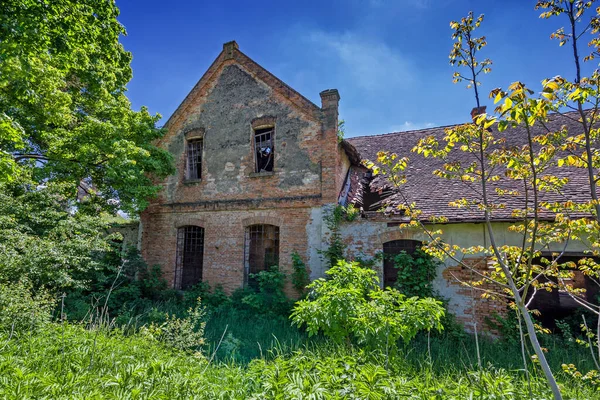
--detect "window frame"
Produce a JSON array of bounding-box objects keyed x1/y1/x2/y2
[
  {"x1": 174, "y1": 225, "x2": 205, "y2": 290},
  {"x1": 243, "y1": 224, "x2": 280, "y2": 287},
  {"x1": 185, "y1": 137, "x2": 203, "y2": 182},
  {"x1": 382, "y1": 239, "x2": 421, "y2": 289},
  {"x1": 252, "y1": 125, "x2": 275, "y2": 174}
]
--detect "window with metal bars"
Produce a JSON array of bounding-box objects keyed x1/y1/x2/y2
[
  {"x1": 244, "y1": 224, "x2": 279, "y2": 287},
  {"x1": 186, "y1": 139, "x2": 203, "y2": 180},
  {"x1": 253, "y1": 127, "x2": 274, "y2": 173},
  {"x1": 382, "y1": 240, "x2": 420, "y2": 288},
  {"x1": 175, "y1": 226, "x2": 204, "y2": 290}
]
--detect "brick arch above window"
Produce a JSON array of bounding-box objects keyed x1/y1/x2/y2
[
  {"x1": 184, "y1": 128, "x2": 205, "y2": 140},
  {"x1": 378, "y1": 229, "x2": 426, "y2": 245},
  {"x1": 241, "y1": 215, "x2": 282, "y2": 228},
  {"x1": 251, "y1": 116, "x2": 276, "y2": 129},
  {"x1": 173, "y1": 217, "x2": 206, "y2": 229}
]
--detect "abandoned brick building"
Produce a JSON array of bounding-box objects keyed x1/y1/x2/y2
[{"x1": 139, "y1": 41, "x2": 594, "y2": 330}]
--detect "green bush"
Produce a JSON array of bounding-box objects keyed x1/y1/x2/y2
[
  {"x1": 0, "y1": 280, "x2": 55, "y2": 333},
  {"x1": 388, "y1": 248, "x2": 439, "y2": 298},
  {"x1": 140, "y1": 297, "x2": 206, "y2": 354},
  {"x1": 291, "y1": 260, "x2": 445, "y2": 350},
  {"x1": 241, "y1": 266, "x2": 292, "y2": 316}
]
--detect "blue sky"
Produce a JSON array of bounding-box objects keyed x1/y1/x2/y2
[{"x1": 118, "y1": 0, "x2": 590, "y2": 138}]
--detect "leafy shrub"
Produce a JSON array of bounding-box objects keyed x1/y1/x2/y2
[
  {"x1": 291, "y1": 252, "x2": 310, "y2": 294},
  {"x1": 0, "y1": 280, "x2": 55, "y2": 333},
  {"x1": 63, "y1": 246, "x2": 175, "y2": 322},
  {"x1": 140, "y1": 297, "x2": 206, "y2": 354},
  {"x1": 291, "y1": 260, "x2": 444, "y2": 350},
  {"x1": 241, "y1": 266, "x2": 292, "y2": 316},
  {"x1": 388, "y1": 248, "x2": 439, "y2": 297},
  {"x1": 342, "y1": 203, "x2": 360, "y2": 221}
]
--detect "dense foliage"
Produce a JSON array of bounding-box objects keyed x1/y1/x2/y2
[
  {"x1": 388, "y1": 248, "x2": 440, "y2": 298},
  {"x1": 0, "y1": 0, "x2": 173, "y2": 213},
  {"x1": 1, "y1": 322, "x2": 599, "y2": 399},
  {"x1": 0, "y1": 178, "x2": 116, "y2": 291},
  {"x1": 291, "y1": 260, "x2": 445, "y2": 350}
]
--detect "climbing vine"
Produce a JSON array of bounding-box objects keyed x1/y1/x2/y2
[
  {"x1": 388, "y1": 248, "x2": 440, "y2": 298},
  {"x1": 319, "y1": 206, "x2": 346, "y2": 268},
  {"x1": 291, "y1": 252, "x2": 310, "y2": 294}
]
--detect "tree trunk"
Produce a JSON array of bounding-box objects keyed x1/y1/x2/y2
[{"x1": 516, "y1": 301, "x2": 562, "y2": 399}]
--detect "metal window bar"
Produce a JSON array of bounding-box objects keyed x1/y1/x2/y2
[
  {"x1": 254, "y1": 127, "x2": 274, "y2": 172},
  {"x1": 186, "y1": 139, "x2": 203, "y2": 180},
  {"x1": 382, "y1": 240, "x2": 420, "y2": 288},
  {"x1": 175, "y1": 226, "x2": 204, "y2": 290},
  {"x1": 244, "y1": 224, "x2": 279, "y2": 287}
]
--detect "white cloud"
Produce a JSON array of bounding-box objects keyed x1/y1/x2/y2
[
  {"x1": 389, "y1": 121, "x2": 435, "y2": 132},
  {"x1": 306, "y1": 31, "x2": 415, "y2": 92}
]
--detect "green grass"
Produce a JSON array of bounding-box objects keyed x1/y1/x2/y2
[{"x1": 2, "y1": 319, "x2": 598, "y2": 399}]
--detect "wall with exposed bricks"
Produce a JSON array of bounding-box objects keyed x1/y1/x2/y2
[
  {"x1": 338, "y1": 219, "x2": 589, "y2": 333},
  {"x1": 140, "y1": 42, "x2": 340, "y2": 296}
]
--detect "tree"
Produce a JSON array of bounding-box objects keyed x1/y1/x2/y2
[
  {"x1": 530, "y1": 0, "x2": 600, "y2": 382},
  {"x1": 366, "y1": 10, "x2": 583, "y2": 399},
  {"x1": 0, "y1": 1, "x2": 173, "y2": 292},
  {"x1": 0, "y1": 0, "x2": 173, "y2": 214}
]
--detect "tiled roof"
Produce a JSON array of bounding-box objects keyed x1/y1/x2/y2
[{"x1": 347, "y1": 111, "x2": 594, "y2": 222}]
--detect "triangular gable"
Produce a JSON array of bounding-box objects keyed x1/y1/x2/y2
[{"x1": 164, "y1": 41, "x2": 322, "y2": 129}]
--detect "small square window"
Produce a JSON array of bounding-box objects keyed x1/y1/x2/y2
[
  {"x1": 186, "y1": 139, "x2": 203, "y2": 180},
  {"x1": 254, "y1": 127, "x2": 274, "y2": 173}
]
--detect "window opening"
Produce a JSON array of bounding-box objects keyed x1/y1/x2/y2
[
  {"x1": 175, "y1": 226, "x2": 204, "y2": 289},
  {"x1": 254, "y1": 127, "x2": 274, "y2": 173},
  {"x1": 528, "y1": 254, "x2": 599, "y2": 330},
  {"x1": 382, "y1": 240, "x2": 421, "y2": 288},
  {"x1": 244, "y1": 224, "x2": 279, "y2": 287},
  {"x1": 186, "y1": 139, "x2": 203, "y2": 180}
]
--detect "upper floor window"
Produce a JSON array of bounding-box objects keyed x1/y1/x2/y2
[
  {"x1": 254, "y1": 127, "x2": 274, "y2": 173},
  {"x1": 186, "y1": 139, "x2": 203, "y2": 180}
]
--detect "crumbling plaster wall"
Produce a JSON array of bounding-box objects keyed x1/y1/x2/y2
[
  {"x1": 339, "y1": 219, "x2": 589, "y2": 332},
  {"x1": 158, "y1": 63, "x2": 323, "y2": 205},
  {"x1": 140, "y1": 59, "x2": 338, "y2": 296}
]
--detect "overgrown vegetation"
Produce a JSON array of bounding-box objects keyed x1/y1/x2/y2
[
  {"x1": 319, "y1": 205, "x2": 347, "y2": 268},
  {"x1": 5, "y1": 0, "x2": 600, "y2": 398},
  {"x1": 388, "y1": 248, "x2": 440, "y2": 298},
  {"x1": 291, "y1": 251, "x2": 310, "y2": 294},
  {"x1": 292, "y1": 260, "x2": 444, "y2": 350}
]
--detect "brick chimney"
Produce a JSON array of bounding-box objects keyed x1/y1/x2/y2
[
  {"x1": 471, "y1": 106, "x2": 487, "y2": 120},
  {"x1": 223, "y1": 40, "x2": 239, "y2": 60},
  {"x1": 319, "y1": 89, "x2": 341, "y2": 203}
]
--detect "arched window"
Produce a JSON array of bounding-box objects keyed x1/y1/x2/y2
[
  {"x1": 244, "y1": 224, "x2": 279, "y2": 286},
  {"x1": 382, "y1": 239, "x2": 421, "y2": 288},
  {"x1": 175, "y1": 226, "x2": 204, "y2": 289}
]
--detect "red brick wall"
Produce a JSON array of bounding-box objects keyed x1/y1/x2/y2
[
  {"x1": 141, "y1": 207, "x2": 316, "y2": 297},
  {"x1": 442, "y1": 257, "x2": 508, "y2": 336}
]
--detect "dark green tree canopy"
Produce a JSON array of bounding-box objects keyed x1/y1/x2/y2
[{"x1": 0, "y1": 0, "x2": 173, "y2": 213}]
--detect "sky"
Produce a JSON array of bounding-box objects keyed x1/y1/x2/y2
[{"x1": 117, "y1": 0, "x2": 593, "y2": 138}]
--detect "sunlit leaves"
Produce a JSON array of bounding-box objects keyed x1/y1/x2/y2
[
  {"x1": 449, "y1": 12, "x2": 492, "y2": 92},
  {"x1": 0, "y1": 0, "x2": 174, "y2": 214}
]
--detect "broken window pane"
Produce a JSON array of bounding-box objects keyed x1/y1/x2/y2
[
  {"x1": 175, "y1": 226, "x2": 204, "y2": 289},
  {"x1": 382, "y1": 240, "x2": 420, "y2": 288},
  {"x1": 254, "y1": 127, "x2": 274, "y2": 173},
  {"x1": 186, "y1": 139, "x2": 203, "y2": 180},
  {"x1": 244, "y1": 224, "x2": 279, "y2": 287}
]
